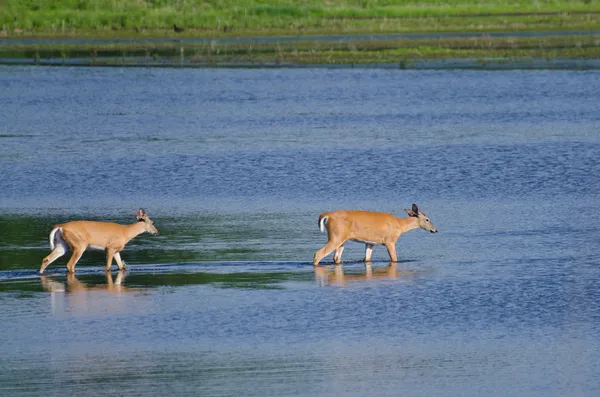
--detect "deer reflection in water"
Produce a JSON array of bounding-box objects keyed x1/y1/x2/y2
[
  {"x1": 41, "y1": 271, "x2": 128, "y2": 293},
  {"x1": 313, "y1": 262, "x2": 414, "y2": 287},
  {"x1": 40, "y1": 271, "x2": 136, "y2": 314}
]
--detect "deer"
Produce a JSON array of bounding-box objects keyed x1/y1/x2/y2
[
  {"x1": 313, "y1": 204, "x2": 437, "y2": 266},
  {"x1": 40, "y1": 208, "x2": 159, "y2": 274}
]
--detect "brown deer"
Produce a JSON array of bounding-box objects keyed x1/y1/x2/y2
[
  {"x1": 313, "y1": 204, "x2": 437, "y2": 265},
  {"x1": 40, "y1": 208, "x2": 159, "y2": 274}
]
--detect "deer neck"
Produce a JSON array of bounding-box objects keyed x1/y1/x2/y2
[
  {"x1": 397, "y1": 216, "x2": 420, "y2": 234},
  {"x1": 123, "y1": 221, "x2": 146, "y2": 243}
]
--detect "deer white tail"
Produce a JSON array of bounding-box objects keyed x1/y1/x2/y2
[
  {"x1": 319, "y1": 216, "x2": 328, "y2": 233},
  {"x1": 48, "y1": 227, "x2": 61, "y2": 250}
]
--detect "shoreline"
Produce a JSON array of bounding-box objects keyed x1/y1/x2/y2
[
  {"x1": 2, "y1": 30, "x2": 599, "y2": 70},
  {"x1": 3, "y1": 56, "x2": 600, "y2": 70}
]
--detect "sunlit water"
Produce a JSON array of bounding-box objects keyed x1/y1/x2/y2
[{"x1": 1, "y1": 66, "x2": 600, "y2": 396}]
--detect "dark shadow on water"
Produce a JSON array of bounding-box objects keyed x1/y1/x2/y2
[
  {"x1": 121, "y1": 265, "x2": 309, "y2": 290},
  {"x1": 0, "y1": 262, "x2": 318, "y2": 294}
]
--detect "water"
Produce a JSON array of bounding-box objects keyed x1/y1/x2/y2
[{"x1": 1, "y1": 66, "x2": 600, "y2": 396}]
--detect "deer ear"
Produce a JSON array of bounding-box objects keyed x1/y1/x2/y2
[
  {"x1": 412, "y1": 204, "x2": 419, "y2": 214},
  {"x1": 404, "y1": 208, "x2": 417, "y2": 217},
  {"x1": 139, "y1": 208, "x2": 147, "y2": 217}
]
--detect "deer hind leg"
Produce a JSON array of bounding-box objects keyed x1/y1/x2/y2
[
  {"x1": 40, "y1": 241, "x2": 68, "y2": 274},
  {"x1": 313, "y1": 238, "x2": 345, "y2": 266},
  {"x1": 363, "y1": 244, "x2": 374, "y2": 262},
  {"x1": 385, "y1": 242, "x2": 398, "y2": 263},
  {"x1": 113, "y1": 252, "x2": 127, "y2": 271},
  {"x1": 65, "y1": 246, "x2": 86, "y2": 273},
  {"x1": 333, "y1": 244, "x2": 345, "y2": 264}
]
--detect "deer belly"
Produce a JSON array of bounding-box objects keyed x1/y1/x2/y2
[
  {"x1": 350, "y1": 238, "x2": 381, "y2": 245},
  {"x1": 88, "y1": 245, "x2": 106, "y2": 251}
]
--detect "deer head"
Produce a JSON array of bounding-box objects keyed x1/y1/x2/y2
[
  {"x1": 405, "y1": 203, "x2": 437, "y2": 233},
  {"x1": 134, "y1": 208, "x2": 159, "y2": 235}
]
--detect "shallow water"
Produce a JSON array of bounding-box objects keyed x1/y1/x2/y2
[{"x1": 1, "y1": 66, "x2": 600, "y2": 396}]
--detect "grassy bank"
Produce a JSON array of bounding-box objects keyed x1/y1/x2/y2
[
  {"x1": 2, "y1": 0, "x2": 600, "y2": 38},
  {"x1": 2, "y1": 1, "x2": 599, "y2": 67}
]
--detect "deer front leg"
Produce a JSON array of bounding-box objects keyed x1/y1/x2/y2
[
  {"x1": 114, "y1": 252, "x2": 128, "y2": 270},
  {"x1": 385, "y1": 242, "x2": 397, "y2": 263},
  {"x1": 364, "y1": 243, "x2": 374, "y2": 262},
  {"x1": 105, "y1": 248, "x2": 116, "y2": 272}
]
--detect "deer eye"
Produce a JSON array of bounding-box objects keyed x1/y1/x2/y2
[{"x1": 426, "y1": 219, "x2": 430, "y2": 223}]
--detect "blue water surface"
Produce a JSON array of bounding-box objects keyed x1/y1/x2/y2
[{"x1": 1, "y1": 66, "x2": 599, "y2": 396}]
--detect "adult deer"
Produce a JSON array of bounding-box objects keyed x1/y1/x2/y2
[
  {"x1": 40, "y1": 208, "x2": 159, "y2": 274},
  {"x1": 313, "y1": 204, "x2": 437, "y2": 266}
]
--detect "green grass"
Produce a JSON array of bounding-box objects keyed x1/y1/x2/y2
[
  {"x1": 2, "y1": 1, "x2": 599, "y2": 66},
  {"x1": 2, "y1": 0, "x2": 600, "y2": 37}
]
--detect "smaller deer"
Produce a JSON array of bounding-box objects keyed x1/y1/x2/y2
[
  {"x1": 40, "y1": 208, "x2": 159, "y2": 274},
  {"x1": 313, "y1": 204, "x2": 437, "y2": 266}
]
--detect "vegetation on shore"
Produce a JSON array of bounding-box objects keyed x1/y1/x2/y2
[
  {"x1": 2, "y1": 0, "x2": 600, "y2": 38},
  {"x1": 1, "y1": 1, "x2": 599, "y2": 67},
  {"x1": 3, "y1": 34, "x2": 600, "y2": 67}
]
